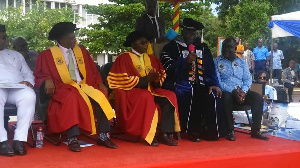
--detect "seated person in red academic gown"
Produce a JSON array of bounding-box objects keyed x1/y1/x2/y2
[
  {"x1": 107, "y1": 31, "x2": 181, "y2": 146},
  {"x1": 34, "y1": 22, "x2": 117, "y2": 152}
]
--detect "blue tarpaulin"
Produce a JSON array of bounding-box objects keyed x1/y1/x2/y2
[{"x1": 269, "y1": 11, "x2": 300, "y2": 38}]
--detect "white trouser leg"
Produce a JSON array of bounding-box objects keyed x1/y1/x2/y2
[
  {"x1": 7, "y1": 87, "x2": 36, "y2": 142},
  {"x1": 0, "y1": 88, "x2": 8, "y2": 142}
]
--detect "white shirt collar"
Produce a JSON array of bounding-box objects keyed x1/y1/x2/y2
[
  {"x1": 132, "y1": 49, "x2": 142, "y2": 56},
  {"x1": 58, "y1": 44, "x2": 71, "y2": 53},
  {"x1": 147, "y1": 14, "x2": 156, "y2": 19}
]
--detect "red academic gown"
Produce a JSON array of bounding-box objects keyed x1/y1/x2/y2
[
  {"x1": 34, "y1": 46, "x2": 111, "y2": 134},
  {"x1": 108, "y1": 52, "x2": 180, "y2": 144}
]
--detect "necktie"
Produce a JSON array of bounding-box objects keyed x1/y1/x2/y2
[
  {"x1": 67, "y1": 49, "x2": 77, "y2": 81},
  {"x1": 139, "y1": 54, "x2": 145, "y2": 68}
]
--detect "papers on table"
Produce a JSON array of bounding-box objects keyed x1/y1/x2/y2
[{"x1": 0, "y1": 81, "x2": 26, "y2": 88}]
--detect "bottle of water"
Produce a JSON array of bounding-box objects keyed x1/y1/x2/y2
[{"x1": 36, "y1": 127, "x2": 44, "y2": 148}]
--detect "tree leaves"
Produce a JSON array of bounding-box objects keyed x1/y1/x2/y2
[{"x1": 0, "y1": 2, "x2": 75, "y2": 52}]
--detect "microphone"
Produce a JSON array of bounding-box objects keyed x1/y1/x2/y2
[
  {"x1": 188, "y1": 44, "x2": 195, "y2": 53},
  {"x1": 189, "y1": 44, "x2": 196, "y2": 66}
]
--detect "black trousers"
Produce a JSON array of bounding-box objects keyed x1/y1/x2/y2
[
  {"x1": 67, "y1": 99, "x2": 111, "y2": 138},
  {"x1": 177, "y1": 85, "x2": 218, "y2": 140},
  {"x1": 221, "y1": 90, "x2": 263, "y2": 133},
  {"x1": 273, "y1": 69, "x2": 283, "y2": 84},
  {"x1": 255, "y1": 60, "x2": 267, "y2": 74},
  {"x1": 154, "y1": 96, "x2": 175, "y2": 133},
  {"x1": 284, "y1": 82, "x2": 294, "y2": 101}
]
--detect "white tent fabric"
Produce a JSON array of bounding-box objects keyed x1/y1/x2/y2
[{"x1": 270, "y1": 11, "x2": 300, "y2": 38}]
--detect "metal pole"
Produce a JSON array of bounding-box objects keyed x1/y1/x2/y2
[{"x1": 270, "y1": 38, "x2": 274, "y2": 85}]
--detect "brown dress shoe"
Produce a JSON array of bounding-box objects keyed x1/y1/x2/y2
[
  {"x1": 251, "y1": 131, "x2": 269, "y2": 141},
  {"x1": 226, "y1": 131, "x2": 236, "y2": 141},
  {"x1": 158, "y1": 133, "x2": 178, "y2": 146},
  {"x1": 0, "y1": 141, "x2": 14, "y2": 156},
  {"x1": 68, "y1": 140, "x2": 81, "y2": 152},
  {"x1": 13, "y1": 140, "x2": 27, "y2": 155},
  {"x1": 97, "y1": 137, "x2": 118, "y2": 149}
]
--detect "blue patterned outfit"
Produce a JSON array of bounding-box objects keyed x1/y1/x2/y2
[{"x1": 161, "y1": 39, "x2": 219, "y2": 140}]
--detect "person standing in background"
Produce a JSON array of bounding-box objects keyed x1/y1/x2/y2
[
  {"x1": 270, "y1": 43, "x2": 284, "y2": 85},
  {"x1": 253, "y1": 39, "x2": 270, "y2": 73},
  {"x1": 135, "y1": 0, "x2": 166, "y2": 58},
  {"x1": 243, "y1": 42, "x2": 255, "y2": 77},
  {"x1": 235, "y1": 37, "x2": 244, "y2": 58}
]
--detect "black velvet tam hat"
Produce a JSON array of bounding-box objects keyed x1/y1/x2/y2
[
  {"x1": 0, "y1": 24, "x2": 6, "y2": 33},
  {"x1": 123, "y1": 31, "x2": 152, "y2": 47},
  {"x1": 180, "y1": 18, "x2": 204, "y2": 30},
  {"x1": 48, "y1": 22, "x2": 78, "y2": 40}
]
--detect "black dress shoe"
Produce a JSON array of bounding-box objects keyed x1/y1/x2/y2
[
  {"x1": 13, "y1": 140, "x2": 27, "y2": 155},
  {"x1": 97, "y1": 137, "x2": 118, "y2": 149},
  {"x1": 68, "y1": 140, "x2": 81, "y2": 152},
  {"x1": 188, "y1": 133, "x2": 201, "y2": 142},
  {"x1": 251, "y1": 131, "x2": 269, "y2": 141},
  {"x1": 158, "y1": 133, "x2": 178, "y2": 146},
  {"x1": 0, "y1": 141, "x2": 14, "y2": 156},
  {"x1": 226, "y1": 131, "x2": 236, "y2": 141},
  {"x1": 174, "y1": 132, "x2": 181, "y2": 140},
  {"x1": 150, "y1": 138, "x2": 159, "y2": 147}
]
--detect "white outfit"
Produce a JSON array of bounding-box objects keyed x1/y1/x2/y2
[{"x1": 0, "y1": 49, "x2": 36, "y2": 142}]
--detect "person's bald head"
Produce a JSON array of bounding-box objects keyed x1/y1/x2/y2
[
  {"x1": 12, "y1": 36, "x2": 28, "y2": 53},
  {"x1": 257, "y1": 39, "x2": 263, "y2": 47}
]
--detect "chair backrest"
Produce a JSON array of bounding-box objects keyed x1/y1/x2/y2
[
  {"x1": 250, "y1": 82, "x2": 265, "y2": 95},
  {"x1": 100, "y1": 62, "x2": 113, "y2": 87}
]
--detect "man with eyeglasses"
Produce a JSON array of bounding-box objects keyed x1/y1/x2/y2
[
  {"x1": 107, "y1": 31, "x2": 180, "y2": 147},
  {"x1": 0, "y1": 24, "x2": 36, "y2": 156}
]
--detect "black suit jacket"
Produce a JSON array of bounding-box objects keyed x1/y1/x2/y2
[{"x1": 135, "y1": 14, "x2": 165, "y2": 42}]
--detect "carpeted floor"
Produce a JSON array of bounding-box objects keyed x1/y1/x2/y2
[{"x1": 2, "y1": 123, "x2": 300, "y2": 168}]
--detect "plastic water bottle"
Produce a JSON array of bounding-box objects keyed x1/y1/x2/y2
[{"x1": 36, "y1": 127, "x2": 44, "y2": 148}]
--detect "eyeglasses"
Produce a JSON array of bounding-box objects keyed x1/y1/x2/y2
[{"x1": 259, "y1": 76, "x2": 267, "y2": 80}]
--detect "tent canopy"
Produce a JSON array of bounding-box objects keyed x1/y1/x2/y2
[{"x1": 268, "y1": 11, "x2": 300, "y2": 38}]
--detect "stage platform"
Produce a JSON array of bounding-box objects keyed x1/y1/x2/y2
[{"x1": 2, "y1": 124, "x2": 300, "y2": 168}]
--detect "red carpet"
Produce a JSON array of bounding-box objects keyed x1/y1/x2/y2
[{"x1": 2, "y1": 123, "x2": 300, "y2": 168}]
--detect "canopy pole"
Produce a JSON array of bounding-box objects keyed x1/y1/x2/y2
[
  {"x1": 173, "y1": 0, "x2": 180, "y2": 32},
  {"x1": 270, "y1": 38, "x2": 274, "y2": 85}
]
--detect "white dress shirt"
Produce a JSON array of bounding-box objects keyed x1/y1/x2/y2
[
  {"x1": 58, "y1": 44, "x2": 82, "y2": 83},
  {"x1": 0, "y1": 49, "x2": 34, "y2": 85}
]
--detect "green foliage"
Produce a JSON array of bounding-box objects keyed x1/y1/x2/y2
[
  {"x1": 0, "y1": 2, "x2": 76, "y2": 52},
  {"x1": 80, "y1": 1, "x2": 221, "y2": 56},
  {"x1": 222, "y1": 0, "x2": 275, "y2": 48},
  {"x1": 215, "y1": 0, "x2": 300, "y2": 66}
]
